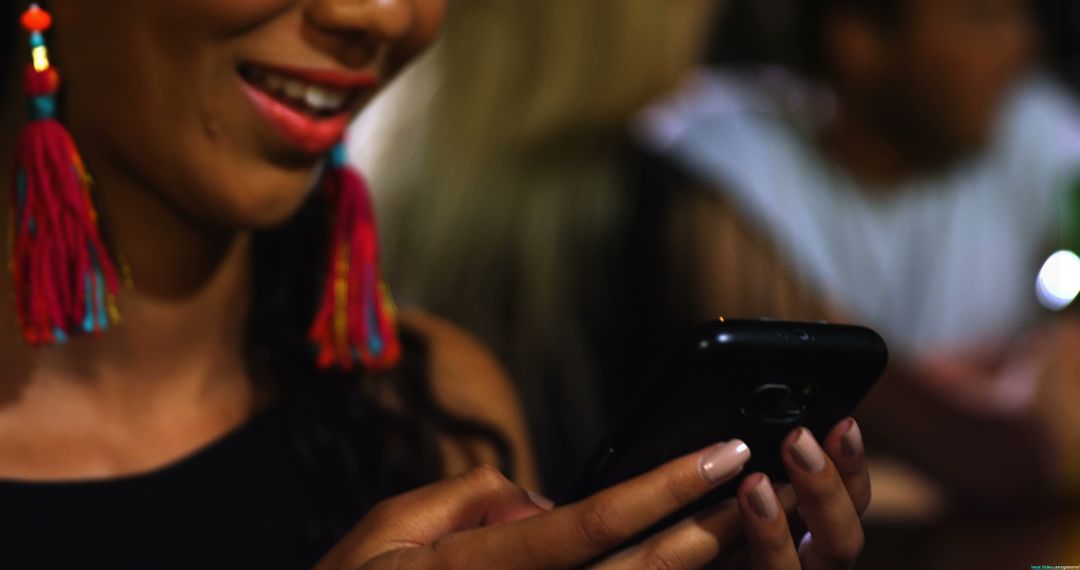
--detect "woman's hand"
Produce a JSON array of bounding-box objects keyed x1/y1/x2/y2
[
  {"x1": 603, "y1": 419, "x2": 870, "y2": 569},
  {"x1": 739, "y1": 420, "x2": 870, "y2": 569},
  {"x1": 316, "y1": 419, "x2": 870, "y2": 569}
]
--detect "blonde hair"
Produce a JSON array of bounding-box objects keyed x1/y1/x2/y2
[{"x1": 351, "y1": 0, "x2": 722, "y2": 480}]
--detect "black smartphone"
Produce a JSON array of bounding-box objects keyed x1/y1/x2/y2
[{"x1": 560, "y1": 319, "x2": 887, "y2": 519}]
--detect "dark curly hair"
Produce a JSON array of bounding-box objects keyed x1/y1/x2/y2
[{"x1": 249, "y1": 190, "x2": 512, "y2": 554}]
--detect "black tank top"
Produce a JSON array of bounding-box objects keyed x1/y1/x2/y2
[{"x1": 0, "y1": 405, "x2": 360, "y2": 569}]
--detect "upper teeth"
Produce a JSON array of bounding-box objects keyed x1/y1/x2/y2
[
  {"x1": 305, "y1": 87, "x2": 347, "y2": 110},
  {"x1": 246, "y1": 67, "x2": 352, "y2": 114}
]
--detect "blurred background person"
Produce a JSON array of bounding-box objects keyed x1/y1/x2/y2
[{"x1": 353, "y1": 0, "x2": 1080, "y2": 566}]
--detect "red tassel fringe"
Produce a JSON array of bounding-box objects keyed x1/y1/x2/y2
[
  {"x1": 309, "y1": 155, "x2": 401, "y2": 372},
  {"x1": 10, "y1": 70, "x2": 122, "y2": 344}
]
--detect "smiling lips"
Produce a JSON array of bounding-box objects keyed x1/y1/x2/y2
[{"x1": 238, "y1": 63, "x2": 378, "y2": 155}]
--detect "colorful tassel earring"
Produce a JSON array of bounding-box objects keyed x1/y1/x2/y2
[
  {"x1": 9, "y1": 3, "x2": 122, "y2": 345},
  {"x1": 308, "y1": 144, "x2": 401, "y2": 372}
]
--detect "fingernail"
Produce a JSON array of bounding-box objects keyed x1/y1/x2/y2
[
  {"x1": 841, "y1": 419, "x2": 863, "y2": 459},
  {"x1": 789, "y1": 428, "x2": 826, "y2": 473},
  {"x1": 700, "y1": 440, "x2": 751, "y2": 484},
  {"x1": 748, "y1": 474, "x2": 780, "y2": 521},
  {"x1": 527, "y1": 490, "x2": 554, "y2": 511}
]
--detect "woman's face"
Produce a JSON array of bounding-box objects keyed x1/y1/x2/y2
[{"x1": 50, "y1": 0, "x2": 445, "y2": 228}]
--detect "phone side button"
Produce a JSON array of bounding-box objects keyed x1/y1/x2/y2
[{"x1": 792, "y1": 328, "x2": 813, "y2": 341}]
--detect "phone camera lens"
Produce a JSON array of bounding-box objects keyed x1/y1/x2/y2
[{"x1": 740, "y1": 384, "x2": 792, "y2": 418}]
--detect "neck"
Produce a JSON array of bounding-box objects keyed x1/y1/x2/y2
[
  {"x1": 0, "y1": 102, "x2": 257, "y2": 421},
  {"x1": 820, "y1": 93, "x2": 931, "y2": 189}
]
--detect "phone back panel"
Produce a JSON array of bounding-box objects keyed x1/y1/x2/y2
[{"x1": 561, "y1": 319, "x2": 887, "y2": 506}]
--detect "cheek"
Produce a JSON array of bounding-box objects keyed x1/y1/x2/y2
[
  {"x1": 160, "y1": 0, "x2": 297, "y2": 37},
  {"x1": 909, "y1": 37, "x2": 1004, "y2": 135},
  {"x1": 405, "y1": 0, "x2": 447, "y2": 53},
  {"x1": 417, "y1": 0, "x2": 447, "y2": 33},
  {"x1": 54, "y1": 3, "x2": 319, "y2": 228},
  {"x1": 918, "y1": 15, "x2": 1031, "y2": 131},
  {"x1": 946, "y1": 44, "x2": 1018, "y2": 135}
]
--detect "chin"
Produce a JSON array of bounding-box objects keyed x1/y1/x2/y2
[
  {"x1": 235, "y1": 195, "x2": 314, "y2": 229},
  {"x1": 183, "y1": 166, "x2": 322, "y2": 230},
  {"x1": 232, "y1": 183, "x2": 318, "y2": 230}
]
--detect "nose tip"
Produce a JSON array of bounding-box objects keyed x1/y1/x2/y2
[{"x1": 306, "y1": 0, "x2": 415, "y2": 42}]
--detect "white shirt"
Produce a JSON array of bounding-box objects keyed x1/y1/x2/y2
[{"x1": 638, "y1": 68, "x2": 1080, "y2": 353}]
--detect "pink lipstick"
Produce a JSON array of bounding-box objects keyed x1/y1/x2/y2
[{"x1": 238, "y1": 63, "x2": 378, "y2": 155}]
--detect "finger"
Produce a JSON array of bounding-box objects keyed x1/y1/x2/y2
[
  {"x1": 597, "y1": 484, "x2": 800, "y2": 570},
  {"x1": 783, "y1": 428, "x2": 864, "y2": 569},
  {"x1": 316, "y1": 465, "x2": 545, "y2": 568},
  {"x1": 486, "y1": 490, "x2": 554, "y2": 525},
  {"x1": 822, "y1": 418, "x2": 871, "y2": 514},
  {"x1": 416, "y1": 440, "x2": 752, "y2": 569},
  {"x1": 776, "y1": 484, "x2": 798, "y2": 514},
  {"x1": 376, "y1": 465, "x2": 547, "y2": 534},
  {"x1": 738, "y1": 473, "x2": 801, "y2": 570},
  {"x1": 594, "y1": 500, "x2": 741, "y2": 570}
]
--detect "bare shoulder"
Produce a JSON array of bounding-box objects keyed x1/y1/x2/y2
[
  {"x1": 398, "y1": 309, "x2": 541, "y2": 491},
  {"x1": 398, "y1": 309, "x2": 516, "y2": 421}
]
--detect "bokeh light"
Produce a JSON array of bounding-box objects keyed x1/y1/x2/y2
[{"x1": 1036, "y1": 249, "x2": 1080, "y2": 310}]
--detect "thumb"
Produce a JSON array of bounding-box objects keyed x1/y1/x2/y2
[{"x1": 316, "y1": 466, "x2": 543, "y2": 569}]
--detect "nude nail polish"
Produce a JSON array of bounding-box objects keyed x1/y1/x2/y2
[
  {"x1": 841, "y1": 419, "x2": 863, "y2": 459},
  {"x1": 789, "y1": 428, "x2": 826, "y2": 473},
  {"x1": 748, "y1": 475, "x2": 780, "y2": 521},
  {"x1": 699, "y1": 440, "x2": 751, "y2": 484},
  {"x1": 527, "y1": 490, "x2": 555, "y2": 511}
]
